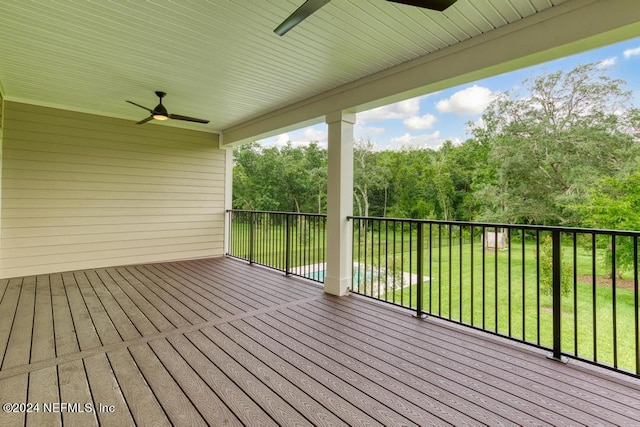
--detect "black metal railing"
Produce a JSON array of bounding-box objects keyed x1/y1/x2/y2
[
  {"x1": 227, "y1": 210, "x2": 327, "y2": 283},
  {"x1": 350, "y1": 216, "x2": 640, "y2": 377}
]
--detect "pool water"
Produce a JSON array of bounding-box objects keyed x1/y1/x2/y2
[
  {"x1": 305, "y1": 269, "x2": 365, "y2": 282},
  {"x1": 306, "y1": 270, "x2": 326, "y2": 281}
]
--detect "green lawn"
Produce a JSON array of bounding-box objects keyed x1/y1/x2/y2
[{"x1": 229, "y1": 219, "x2": 327, "y2": 269}]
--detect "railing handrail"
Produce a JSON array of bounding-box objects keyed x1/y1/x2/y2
[
  {"x1": 228, "y1": 209, "x2": 327, "y2": 218},
  {"x1": 348, "y1": 215, "x2": 640, "y2": 237},
  {"x1": 227, "y1": 210, "x2": 327, "y2": 283},
  {"x1": 232, "y1": 211, "x2": 640, "y2": 236}
]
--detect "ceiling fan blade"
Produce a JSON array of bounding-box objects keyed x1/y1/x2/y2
[
  {"x1": 136, "y1": 116, "x2": 154, "y2": 125},
  {"x1": 168, "y1": 113, "x2": 210, "y2": 124},
  {"x1": 386, "y1": 0, "x2": 457, "y2": 11},
  {"x1": 126, "y1": 100, "x2": 154, "y2": 114},
  {"x1": 274, "y1": 0, "x2": 330, "y2": 36}
]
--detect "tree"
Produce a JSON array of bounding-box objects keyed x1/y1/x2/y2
[
  {"x1": 473, "y1": 63, "x2": 640, "y2": 225},
  {"x1": 353, "y1": 139, "x2": 390, "y2": 217},
  {"x1": 571, "y1": 167, "x2": 640, "y2": 276},
  {"x1": 232, "y1": 142, "x2": 328, "y2": 213},
  {"x1": 303, "y1": 142, "x2": 328, "y2": 213},
  {"x1": 233, "y1": 143, "x2": 280, "y2": 210},
  {"x1": 384, "y1": 147, "x2": 436, "y2": 219}
]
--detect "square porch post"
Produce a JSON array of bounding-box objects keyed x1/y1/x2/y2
[
  {"x1": 223, "y1": 141, "x2": 233, "y2": 256},
  {"x1": 324, "y1": 111, "x2": 354, "y2": 296}
]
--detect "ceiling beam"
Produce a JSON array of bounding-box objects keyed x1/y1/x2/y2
[{"x1": 221, "y1": 0, "x2": 640, "y2": 146}]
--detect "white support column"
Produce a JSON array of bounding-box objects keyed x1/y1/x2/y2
[
  {"x1": 222, "y1": 135, "x2": 233, "y2": 255},
  {"x1": 324, "y1": 111, "x2": 355, "y2": 296}
]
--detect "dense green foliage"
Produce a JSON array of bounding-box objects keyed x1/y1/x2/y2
[
  {"x1": 233, "y1": 142, "x2": 327, "y2": 213},
  {"x1": 475, "y1": 63, "x2": 640, "y2": 225},
  {"x1": 233, "y1": 63, "x2": 640, "y2": 230}
]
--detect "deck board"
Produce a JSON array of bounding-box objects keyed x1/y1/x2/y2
[
  {"x1": 107, "y1": 348, "x2": 170, "y2": 426},
  {"x1": 103, "y1": 268, "x2": 177, "y2": 332},
  {"x1": 74, "y1": 271, "x2": 122, "y2": 346},
  {"x1": 62, "y1": 272, "x2": 102, "y2": 350},
  {"x1": 304, "y1": 299, "x2": 616, "y2": 425},
  {"x1": 0, "y1": 256, "x2": 639, "y2": 426},
  {"x1": 123, "y1": 266, "x2": 210, "y2": 323},
  {"x1": 0, "y1": 372, "x2": 28, "y2": 427},
  {"x1": 176, "y1": 261, "x2": 276, "y2": 308},
  {"x1": 128, "y1": 342, "x2": 207, "y2": 426},
  {"x1": 278, "y1": 306, "x2": 545, "y2": 425},
  {"x1": 181, "y1": 330, "x2": 313, "y2": 426},
  {"x1": 167, "y1": 334, "x2": 278, "y2": 426},
  {"x1": 50, "y1": 273, "x2": 79, "y2": 357},
  {"x1": 113, "y1": 267, "x2": 194, "y2": 328},
  {"x1": 0, "y1": 279, "x2": 10, "y2": 302},
  {"x1": 58, "y1": 359, "x2": 98, "y2": 426},
  {"x1": 26, "y1": 366, "x2": 60, "y2": 427},
  {"x1": 0, "y1": 278, "x2": 24, "y2": 368},
  {"x1": 298, "y1": 300, "x2": 590, "y2": 425},
  {"x1": 212, "y1": 323, "x2": 384, "y2": 426},
  {"x1": 30, "y1": 275, "x2": 55, "y2": 363},
  {"x1": 291, "y1": 307, "x2": 570, "y2": 425},
  {"x1": 94, "y1": 269, "x2": 159, "y2": 336},
  {"x1": 137, "y1": 265, "x2": 229, "y2": 318},
  {"x1": 156, "y1": 262, "x2": 257, "y2": 313},
  {"x1": 84, "y1": 270, "x2": 141, "y2": 341},
  {"x1": 195, "y1": 327, "x2": 345, "y2": 426},
  {"x1": 324, "y1": 295, "x2": 640, "y2": 420},
  {"x1": 83, "y1": 353, "x2": 135, "y2": 426},
  {"x1": 148, "y1": 338, "x2": 243, "y2": 426},
  {"x1": 243, "y1": 315, "x2": 459, "y2": 426},
  {"x1": 3, "y1": 276, "x2": 35, "y2": 369},
  {"x1": 169, "y1": 261, "x2": 267, "y2": 311},
  {"x1": 259, "y1": 311, "x2": 494, "y2": 426}
]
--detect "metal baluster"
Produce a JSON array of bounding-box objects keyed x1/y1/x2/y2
[{"x1": 548, "y1": 229, "x2": 566, "y2": 363}]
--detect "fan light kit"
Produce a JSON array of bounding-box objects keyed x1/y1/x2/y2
[
  {"x1": 126, "y1": 91, "x2": 209, "y2": 125},
  {"x1": 275, "y1": 0, "x2": 457, "y2": 36}
]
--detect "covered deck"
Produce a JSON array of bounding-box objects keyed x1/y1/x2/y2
[{"x1": 0, "y1": 257, "x2": 638, "y2": 426}]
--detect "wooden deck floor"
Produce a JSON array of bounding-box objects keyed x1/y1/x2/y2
[{"x1": 0, "y1": 257, "x2": 639, "y2": 426}]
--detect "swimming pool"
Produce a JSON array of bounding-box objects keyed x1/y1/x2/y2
[
  {"x1": 306, "y1": 269, "x2": 326, "y2": 281},
  {"x1": 305, "y1": 269, "x2": 366, "y2": 282},
  {"x1": 303, "y1": 266, "x2": 426, "y2": 294}
]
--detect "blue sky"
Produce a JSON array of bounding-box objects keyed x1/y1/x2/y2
[{"x1": 259, "y1": 36, "x2": 640, "y2": 150}]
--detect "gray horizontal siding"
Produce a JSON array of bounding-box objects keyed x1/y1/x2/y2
[{"x1": 0, "y1": 102, "x2": 226, "y2": 278}]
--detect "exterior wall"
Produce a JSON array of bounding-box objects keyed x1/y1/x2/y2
[
  {"x1": 0, "y1": 89, "x2": 3, "y2": 238},
  {"x1": 0, "y1": 101, "x2": 225, "y2": 278}
]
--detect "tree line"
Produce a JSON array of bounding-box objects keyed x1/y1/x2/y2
[{"x1": 233, "y1": 63, "x2": 640, "y2": 232}]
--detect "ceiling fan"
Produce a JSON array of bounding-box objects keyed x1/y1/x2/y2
[
  {"x1": 126, "y1": 91, "x2": 210, "y2": 125},
  {"x1": 274, "y1": 0, "x2": 457, "y2": 36}
]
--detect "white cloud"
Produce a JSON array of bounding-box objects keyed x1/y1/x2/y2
[
  {"x1": 357, "y1": 98, "x2": 420, "y2": 122},
  {"x1": 436, "y1": 85, "x2": 496, "y2": 116},
  {"x1": 360, "y1": 126, "x2": 386, "y2": 135},
  {"x1": 598, "y1": 56, "x2": 617, "y2": 68},
  {"x1": 389, "y1": 131, "x2": 441, "y2": 149},
  {"x1": 403, "y1": 113, "x2": 437, "y2": 131},
  {"x1": 623, "y1": 46, "x2": 640, "y2": 59},
  {"x1": 302, "y1": 127, "x2": 326, "y2": 142},
  {"x1": 355, "y1": 124, "x2": 386, "y2": 141},
  {"x1": 260, "y1": 125, "x2": 327, "y2": 148},
  {"x1": 274, "y1": 133, "x2": 290, "y2": 146},
  {"x1": 470, "y1": 116, "x2": 486, "y2": 130}
]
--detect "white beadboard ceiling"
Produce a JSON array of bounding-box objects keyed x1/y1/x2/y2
[{"x1": 0, "y1": 0, "x2": 569, "y2": 133}]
